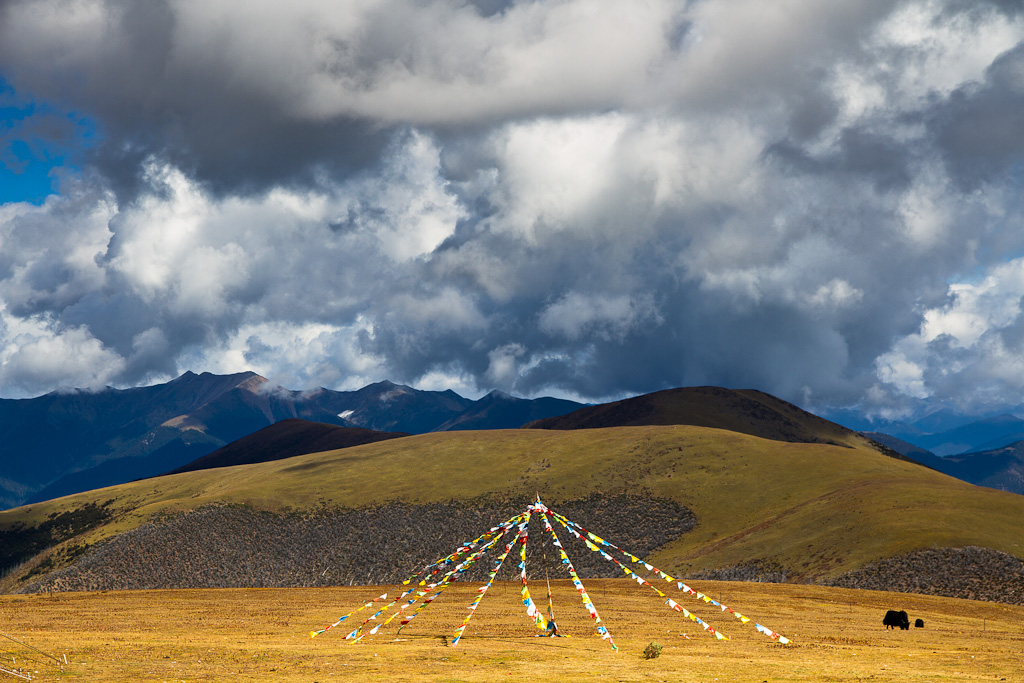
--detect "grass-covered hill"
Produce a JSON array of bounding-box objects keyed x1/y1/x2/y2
[
  {"x1": 2, "y1": 425, "x2": 1022, "y2": 601},
  {"x1": 524, "y1": 386, "x2": 902, "y2": 456},
  {"x1": 163, "y1": 418, "x2": 409, "y2": 475}
]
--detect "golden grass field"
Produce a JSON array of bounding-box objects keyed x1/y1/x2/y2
[{"x1": 2, "y1": 580, "x2": 1022, "y2": 682}]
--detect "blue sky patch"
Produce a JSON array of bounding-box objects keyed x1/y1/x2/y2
[{"x1": 0, "y1": 77, "x2": 97, "y2": 204}]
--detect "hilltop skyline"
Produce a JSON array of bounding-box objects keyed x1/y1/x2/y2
[{"x1": 2, "y1": 1, "x2": 1024, "y2": 421}]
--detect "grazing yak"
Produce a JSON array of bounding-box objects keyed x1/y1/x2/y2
[
  {"x1": 915, "y1": 618, "x2": 924, "y2": 628},
  {"x1": 883, "y1": 610, "x2": 910, "y2": 630}
]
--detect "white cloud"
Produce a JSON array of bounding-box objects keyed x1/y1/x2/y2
[
  {"x1": 0, "y1": 310, "x2": 126, "y2": 396},
  {"x1": 662, "y1": 0, "x2": 892, "y2": 107},
  {"x1": 808, "y1": 279, "x2": 864, "y2": 311},
  {"x1": 0, "y1": 130, "x2": 476, "y2": 393},
  {"x1": 346, "y1": 131, "x2": 465, "y2": 261},
  {"x1": 414, "y1": 366, "x2": 484, "y2": 399},
  {"x1": 873, "y1": 0, "x2": 1023, "y2": 102},
  {"x1": 299, "y1": 0, "x2": 676, "y2": 124},
  {"x1": 876, "y1": 257, "x2": 1024, "y2": 406},
  {"x1": 485, "y1": 342, "x2": 526, "y2": 389},
  {"x1": 107, "y1": 162, "x2": 212, "y2": 297},
  {"x1": 539, "y1": 292, "x2": 661, "y2": 342},
  {"x1": 0, "y1": 190, "x2": 115, "y2": 315},
  {"x1": 387, "y1": 288, "x2": 487, "y2": 333},
  {"x1": 184, "y1": 317, "x2": 385, "y2": 391},
  {"x1": 490, "y1": 115, "x2": 633, "y2": 242}
]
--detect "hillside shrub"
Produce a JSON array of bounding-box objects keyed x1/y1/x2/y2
[{"x1": 641, "y1": 642, "x2": 662, "y2": 659}]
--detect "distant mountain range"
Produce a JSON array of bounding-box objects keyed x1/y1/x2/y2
[
  {"x1": 0, "y1": 371, "x2": 584, "y2": 509},
  {"x1": 861, "y1": 432, "x2": 936, "y2": 461},
  {"x1": 827, "y1": 405, "x2": 1024, "y2": 495},
  {"x1": 830, "y1": 409, "x2": 1024, "y2": 456},
  {"x1": 909, "y1": 414, "x2": 1024, "y2": 456},
  {"x1": 936, "y1": 444, "x2": 1024, "y2": 493},
  {"x1": 863, "y1": 432, "x2": 1024, "y2": 496}
]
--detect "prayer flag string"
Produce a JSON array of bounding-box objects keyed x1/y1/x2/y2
[
  {"x1": 546, "y1": 507, "x2": 789, "y2": 644},
  {"x1": 543, "y1": 506, "x2": 726, "y2": 640},
  {"x1": 311, "y1": 498, "x2": 791, "y2": 647},
  {"x1": 392, "y1": 515, "x2": 524, "y2": 639},
  {"x1": 537, "y1": 509, "x2": 617, "y2": 649},
  {"x1": 451, "y1": 518, "x2": 527, "y2": 646},
  {"x1": 350, "y1": 515, "x2": 517, "y2": 641},
  {"x1": 517, "y1": 509, "x2": 553, "y2": 633},
  {"x1": 311, "y1": 512, "x2": 522, "y2": 638},
  {"x1": 369, "y1": 519, "x2": 521, "y2": 642}
]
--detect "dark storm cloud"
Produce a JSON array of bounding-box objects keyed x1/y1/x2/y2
[
  {"x1": 466, "y1": 0, "x2": 517, "y2": 18},
  {"x1": 929, "y1": 41, "x2": 1024, "y2": 190},
  {"x1": 1, "y1": 0, "x2": 1024, "y2": 419},
  {"x1": 87, "y1": 109, "x2": 389, "y2": 202},
  {"x1": 0, "y1": 0, "x2": 391, "y2": 200},
  {"x1": 766, "y1": 127, "x2": 913, "y2": 193},
  {"x1": 944, "y1": 0, "x2": 1024, "y2": 20}
]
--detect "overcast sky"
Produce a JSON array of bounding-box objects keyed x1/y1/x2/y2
[{"x1": 1, "y1": 0, "x2": 1023, "y2": 420}]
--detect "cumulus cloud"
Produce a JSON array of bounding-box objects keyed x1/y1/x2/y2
[
  {"x1": 539, "y1": 292, "x2": 661, "y2": 342},
  {"x1": 0, "y1": 312, "x2": 126, "y2": 395},
  {"x1": 876, "y1": 258, "x2": 1024, "y2": 410},
  {"x1": 0, "y1": 0, "x2": 1022, "y2": 418}
]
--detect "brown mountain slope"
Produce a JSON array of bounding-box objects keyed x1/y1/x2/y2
[
  {"x1": 524, "y1": 386, "x2": 901, "y2": 456},
  {"x1": 164, "y1": 418, "x2": 409, "y2": 475}
]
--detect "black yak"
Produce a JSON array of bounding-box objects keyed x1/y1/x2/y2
[
  {"x1": 883, "y1": 610, "x2": 910, "y2": 630},
  {"x1": 914, "y1": 618, "x2": 924, "y2": 628}
]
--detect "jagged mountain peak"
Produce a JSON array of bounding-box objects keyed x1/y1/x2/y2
[
  {"x1": 364, "y1": 379, "x2": 414, "y2": 397},
  {"x1": 171, "y1": 369, "x2": 266, "y2": 387},
  {"x1": 482, "y1": 389, "x2": 515, "y2": 401}
]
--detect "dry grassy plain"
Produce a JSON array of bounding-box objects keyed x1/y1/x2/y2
[{"x1": 2, "y1": 580, "x2": 1023, "y2": 682}]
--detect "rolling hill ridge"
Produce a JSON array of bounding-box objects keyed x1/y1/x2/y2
[
  {"x1": 525, "y1": 386, "x2": 908, "y2": 458},
  {"x1": 3, "y1": 422, "x2": 1023, "y2": 602},
  {"x1": 163, "y1": 419, "x2": 410, "y2": 475}
]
